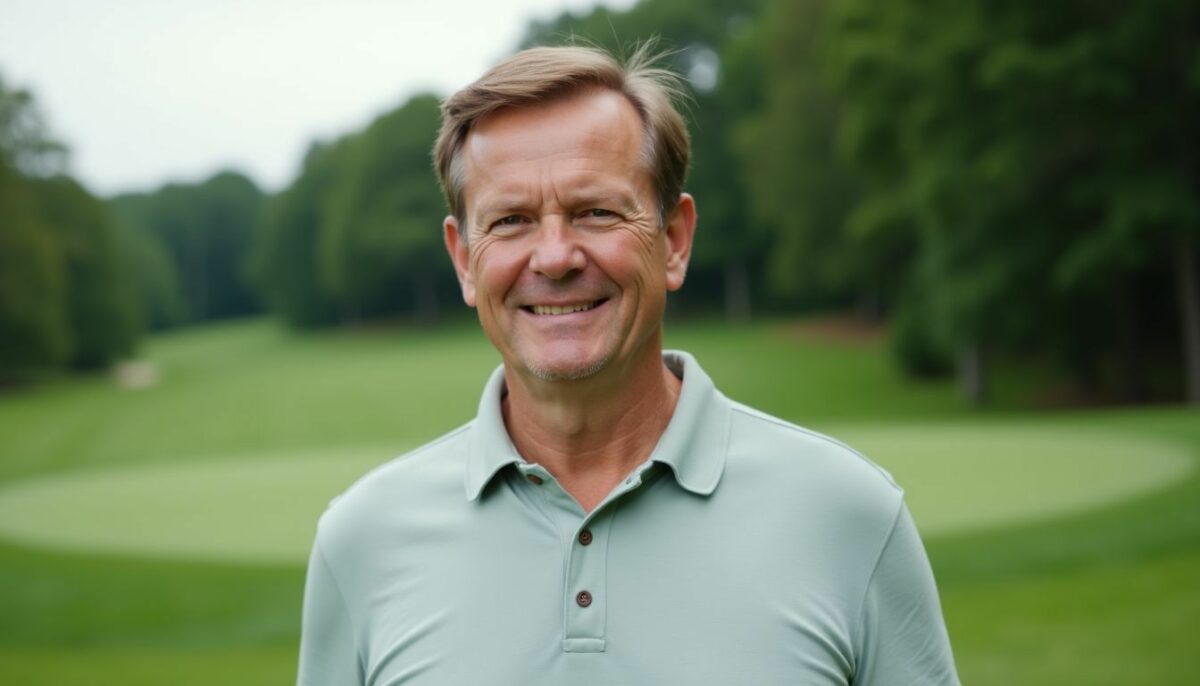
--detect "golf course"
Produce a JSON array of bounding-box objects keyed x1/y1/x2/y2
[{"x1": 1, "y1": 317, "x2": 1198, "y2": 685}]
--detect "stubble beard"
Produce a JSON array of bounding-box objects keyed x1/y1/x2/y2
[{"x1": 521, "y1": 349, "x2": 613, "y2": 382}]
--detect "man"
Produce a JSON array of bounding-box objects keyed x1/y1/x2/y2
[{"x1": 298, "y1": 44, "x2": 959, "y2": 685}]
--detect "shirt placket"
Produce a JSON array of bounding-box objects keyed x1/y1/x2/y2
[{"x1": 514, "y1": 461, "x2": 656, "y2": 654}]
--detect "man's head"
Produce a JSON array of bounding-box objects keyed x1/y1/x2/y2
[
  {"x1": 437, "y1": 44, "x2": 697, "y2": 385},
  {"x1": 434, "y1": 43, "x2": 691, "y2": 229}
]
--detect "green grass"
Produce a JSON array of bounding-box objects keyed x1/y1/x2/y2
[
  {"x1": 0, "y1": 316, "x2": 1197, "y2": 684},
  {"x1": 0, "y1": 647, "x2": 300, "y2": 686},
  {"x1": 944, "y1": 549, "x2": 1200, "y2": 685},
  {"x1": 0, "y1": 424, "x2": 1189, "y2": 565}
]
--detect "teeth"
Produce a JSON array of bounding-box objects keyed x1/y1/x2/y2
[{"x1": 531, "y1": 302, "x2": 596, "y2": 316}]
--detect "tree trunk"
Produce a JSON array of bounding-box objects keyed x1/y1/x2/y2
[
  {"x1": 723, "y1": 259, "x2": 752, "y2": 322},
  {"x1": 856, "y1": 290, "x2": 884, "y2": 323},
  {"x1": 1171, "y1": 14, "x2": 1198, "y2": 404},
  {"x1": 341, "y1": 294, "x2": 362, "y2": 327},
  {"x1": 189, "y1": 230, "x2": 207, "y2": 321},
  {"x1": 1115, "y1": 282, "x2": 1143, "y2": 403},
  {"x1": 960, "y1": 341, "x2": 987, "y2": 407},
  {"x1": 1176, "y1": 237, "x2": 1200, "y2": 404}
]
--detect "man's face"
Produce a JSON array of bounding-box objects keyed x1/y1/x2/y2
[{"x1": 444, "y1": 88, "x2": 695, "y2": 384}]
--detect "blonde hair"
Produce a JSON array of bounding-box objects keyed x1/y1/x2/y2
[{"x1": 433, "y1": 43, "x2": 691, "y2": 229}]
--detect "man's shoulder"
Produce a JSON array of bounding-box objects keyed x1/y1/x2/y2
[
  {"x1": 314, "y1": 422, "x2": 474, "y2": 545},
  {"x1": 723, "y1": 399, "x2": 902, "y2": 504}
]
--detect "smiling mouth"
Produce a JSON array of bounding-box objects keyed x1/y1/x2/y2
[{"x1": 524, "y1": 299, "x2": 607, "y2": 316}]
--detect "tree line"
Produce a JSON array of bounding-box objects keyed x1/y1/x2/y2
[
  {"x1": 0, "y1": 73, "x2": 267, "y2": 382},
  {"x1": 1, "y1": 74, "x2": 137, "y2": 379},
  {"x1": 1, "y1": 0, "x2": 1196, "y2": 404}
]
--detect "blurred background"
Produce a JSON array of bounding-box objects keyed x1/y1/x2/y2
[{"x1": 1, "y1": 0, "x2": 1197, "y2": 684}]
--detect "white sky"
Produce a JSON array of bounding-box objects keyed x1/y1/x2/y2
[{"x1": 0, "y1": 0, "x2": 636, "y2": 196}]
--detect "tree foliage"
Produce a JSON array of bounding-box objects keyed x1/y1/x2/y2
[
  {"x1": 0, "y1": 161, "x2": 69, "y2": 374},
  {"x1": 30, "y1": 176, "x2": 139, "y2": 369},
  {"x1": 826, "y1": 0, "x2": 1200, "y2": 402},
  {"x1": 0, "y1": 74, "x2": 67, "y2": 178},
  {"x1": 114, "y1": 219, "x2": 187, "y2": 331},
  {"x1": 250, "y1": 141, "x2": 346, "y2": 328},
  {"x1": 251, "y1": 94, "x2": 456, "y2": 327},
  {"x1": 319, "y1": 95, "x2": 451, "y2": 321},
  {"x1": 113, "y1": 171, "x2": 265, "y2": 324},
  {"x1": 0, "y1": 74, "x2": 140, "y2": 379},
  {"x1": 728, "y1": 0, "x2": 872, "y2": 311}
]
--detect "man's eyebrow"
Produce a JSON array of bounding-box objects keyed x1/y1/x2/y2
[
  {"x1": 471, "y1": 196, "x2": 531, "y2": 220},
  {"x1": 477, "y1": 202, "x2": 524, "y2": 215},
  {"x1": 470, "y1": 184, "x2": 641, "y2": 223}
]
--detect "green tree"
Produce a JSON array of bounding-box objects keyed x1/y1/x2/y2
[
  {"x1": 249, "y1": 140, "x2": 345, "y2": 328},
  {"x1": 0, "y1": 74, "x2": 66, "y2": 178},
  {"x1": 252, "y1": 95, "x2": 457, "y2": 328},
  {"x1": 0, "y1": 161, "x2": 68, "y2": 377},
  {"x1": 828, "y1": 0, "x2": 1200, "y2": 403},
  {"x1": 1, "y1": 73, "x2": 143, "y2": 377},
  {"x1": 114, "y1": 219, "x2": 186, "y2": 331},
  {"x1": 32, "y1": 176, "x2": 139, "y2": 368},
  {"x1": 0, "y1": 74, "x2": 70, "y2": 377},
  {"x1": 319, "y1": 94, "x2": 453, "y2": 322},
  {"x1": 728, "y1": 0, "x2": 881, "y2": 315},
  {"x1": 113, "y1": 171, "x2": 265, "y2": 324}
]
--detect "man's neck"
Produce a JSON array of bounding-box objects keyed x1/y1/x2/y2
[{"x1": 501, "y1": 348, "x2": 681, "y2": 513}]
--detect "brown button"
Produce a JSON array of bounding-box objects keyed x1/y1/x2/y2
[
  {"x1": 576, "y1": 590, "x2": 593, "y2": 607},
  {"x1": 526, "y1": 474, "x2": 543, "y2": 485},
  {"x1": 577, "y1": 529, "x2": 593, "y2": 546}
]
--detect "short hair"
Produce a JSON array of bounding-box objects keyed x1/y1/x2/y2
[{"x1": 433, "y1": 43, "x2": 691, "y2": 230}]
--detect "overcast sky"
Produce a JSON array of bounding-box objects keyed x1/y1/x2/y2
[{"x1": 0, "y1": 0, "x2": 635, "y2": 196}]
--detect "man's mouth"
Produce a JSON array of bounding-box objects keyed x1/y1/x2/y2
[{"x1": 524, "y1": 299, "x2": 607, "y2": 316}]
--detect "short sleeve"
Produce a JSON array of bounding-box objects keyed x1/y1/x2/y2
[
  {"x1": 297, "y1": 538, "x2": 362, "y2": 686},
  {"x1": 853, "y1": 502, "x2": 960, "y2": 685}
]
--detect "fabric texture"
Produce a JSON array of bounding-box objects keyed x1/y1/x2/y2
[{"x1": 298, "y1": 351, "x2": 959, "y2": 685}]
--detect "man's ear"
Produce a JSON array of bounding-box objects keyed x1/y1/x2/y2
[
  {"x1": 664, "y1": 193, "x2": 697, "y2": 292},
  {"x1": 443, "y1": 216, "x2": 476, "y2": 307}
]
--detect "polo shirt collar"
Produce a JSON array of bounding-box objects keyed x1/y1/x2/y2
[
  {"x1": 464, "y1": 365, "x2": 524, "y2": 500},
  {"x1": 463, "y1": 351, "x2": 730, "y2": 501}
]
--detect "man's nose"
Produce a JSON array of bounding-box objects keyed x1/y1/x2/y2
[{"x1": 528, "y1": 216, "x2": 586, "y2": 279}]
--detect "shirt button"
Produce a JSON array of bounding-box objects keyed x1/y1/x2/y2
[
  {"x1": 526, "y1": 474, "x2": 544, "y2": 485},
  {"x1": 576, "y1": 590, "x2": 593, "y2": 608},
  {"x1": 577, "y1": 529, "x2": 593, "y2": 546}
]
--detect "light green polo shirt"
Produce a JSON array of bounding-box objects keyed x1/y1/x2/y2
[{"x1": 298, "y1": 351, "x2": 959, "y2": 685}]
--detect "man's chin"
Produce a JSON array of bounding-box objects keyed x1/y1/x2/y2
[{"x1": 521, "y1": 353, "x2": 611, "y2": 382}]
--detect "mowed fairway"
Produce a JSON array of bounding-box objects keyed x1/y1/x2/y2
[{"x1": 1, "y1": 318, "x2": 1198, "y2": 685}]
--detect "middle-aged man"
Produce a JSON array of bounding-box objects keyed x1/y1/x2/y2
[{"x1": 298, "y1": 44, "x2": 959, "y2": 685}]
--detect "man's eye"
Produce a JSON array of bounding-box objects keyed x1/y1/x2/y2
[
  {"x1": 579, "y1": 208, "x2": 618, "y2": 223},
  {"x1": 492, "y1": 215, "x2": 527, "y2": 229}
]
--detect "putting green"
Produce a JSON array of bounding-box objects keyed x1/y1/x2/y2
[
  {"x1": 0, "y1": 425, "x2": 1192, "y2": 564},
  {"x1": 836, "y1": 424, "x2": 1195, "y2": 534},
  {"x1": 0, "y1": 448, "x2": 389, "y2": 565}
]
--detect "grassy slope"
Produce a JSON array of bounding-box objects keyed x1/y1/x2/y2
[{"x1": 0, "y1": 318, "x2": 1197, "y2": 685}]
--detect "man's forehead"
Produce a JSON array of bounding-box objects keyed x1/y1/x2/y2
[
  {"x1": 464, "y1": 89, "x2": 643, "y2": 163},
  {"x1": 458, "y1": 88, "x2": 651, "y2": 217},
  {"x1": 472, "y1": 176, "x2": 640, "y2": 211}
]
